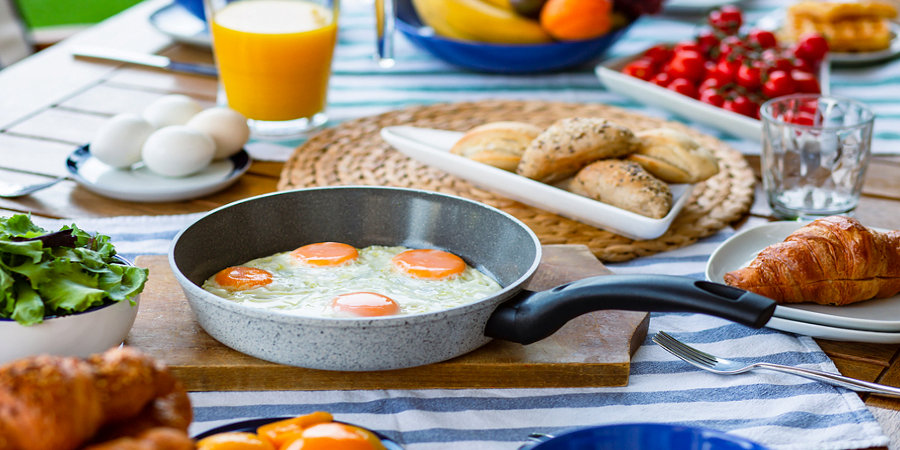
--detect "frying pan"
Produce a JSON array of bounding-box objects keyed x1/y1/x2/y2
[{"x1": 169, "y1": 186, "x2": 775, "y2": 371}]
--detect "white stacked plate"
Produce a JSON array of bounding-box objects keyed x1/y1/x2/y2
[{"x1": 706, "y1": 221, "x2": 900, "y2": 343}]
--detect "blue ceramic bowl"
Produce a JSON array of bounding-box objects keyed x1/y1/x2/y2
[
  {"x1": 395, "y1": 0, "x2": 633, "y2": 73},
  {"x1": 174, "y1": 0, "x2": 205, "y2": 19},
  {"x1": 521, "y1": 423, "x2": 771, "y2": 450}
]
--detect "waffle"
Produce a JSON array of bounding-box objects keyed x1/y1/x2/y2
[{"x1": 784, "y1": 1, "x2": 897, "y2": 52}]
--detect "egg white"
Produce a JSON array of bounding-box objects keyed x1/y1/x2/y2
[{"x1": 202, "y1": 245, "x2": 502, "y2": 317}]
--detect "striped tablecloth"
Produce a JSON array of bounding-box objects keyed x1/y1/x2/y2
[
  {"x1": 246, "y1": 0, "x2": 899, "y2": 162},
  {"x1": 27, "y1": 213, "x2": 890, "y2": 450}
]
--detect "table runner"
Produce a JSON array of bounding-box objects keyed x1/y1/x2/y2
[
  {"x1": 245, "y1": 0, "x2": 899, "y2": 162},
  {"x1": 27, "y1": 214, "x2": 889, "y2": 450}
]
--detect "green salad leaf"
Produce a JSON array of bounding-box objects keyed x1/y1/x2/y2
[{"x1": 0, "y1": 214, "x2": 149, "y2": 326}]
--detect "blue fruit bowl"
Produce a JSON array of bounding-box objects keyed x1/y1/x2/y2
[
  {"x1": 395, "y1": 0, "x2": 634, "y2": 73},
  {"x1": 521, "y1": 423, "x2": 772, "y2": 450}
]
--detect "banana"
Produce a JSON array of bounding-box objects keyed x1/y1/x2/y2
[
  {"x1": 412, "y1": 0, "x2": 553, "y2": 45},
  {"x1": 480, "y1": 0, "x2": 515, "y2": 12}
]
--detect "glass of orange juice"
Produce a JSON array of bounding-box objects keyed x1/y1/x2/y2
[{"x1": 204, "y1": 0, "x2": 338, "y2": 139}]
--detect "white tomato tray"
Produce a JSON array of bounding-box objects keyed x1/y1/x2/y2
[{"x1": 594, "y1": 50, "x2": 831, "y2": 142}]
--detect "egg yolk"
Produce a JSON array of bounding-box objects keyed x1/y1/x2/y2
[
  {"x1": 291, "y1": 242, "x2": 359, "y2": 266},
  {"x1": 197, "y1": 432, "x2": 275, "y2": 450},
  {"x1": 281, "y1": 423, "x2": 384, "y2": 450},
  {"x1": 391, "y1": 249, "x2": 466, "y2": 280},
  {"x1": 214, "y1": 267, "x2": 274, "y2": 290},
  {"x1": 331, "y1": 292, "x2": 400, "y2": 317}
]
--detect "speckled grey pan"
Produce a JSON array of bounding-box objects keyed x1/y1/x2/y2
[{"x1": 169, "y1": 186, "x2": 777, "y2": 371}]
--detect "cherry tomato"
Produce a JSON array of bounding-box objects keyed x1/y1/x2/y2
[
  {"x1": 761, "y1": 49, "x2": 793, "y2": 72},
  {"x1": 667, "y1": 50, "x2": 706, "y2": 81},
  {"x1": 674, "y1": 41, "x2": 704, "y2": 54},
  {"x1": 736, "y1": 64, "x2": 761, "y2": 90},
  {"x1": 794, "y1": 32, "x2": 829, "y2": 63},
  {"x1": 666, "y1": 78, "x2": 699, "y2": 99},
  {"x1": 718, "y1": 35, "x2": 745, "y2": 60},
  {"x1": 651, "y1": 72, "x2": 672, "y2": 87},
  {"x1": 723, "y1": 94, "x2": 758, "y2": 118},
  {"x1": 761, "y1": 70, "x2": 796, "y2": 99},
  {"x1": 699, "y1": 77, "x2": 722, "y2": 91},
  {"x1": 696, "y1": 29, "x2": 719, "y2": 56},
  {"x1": 792, "y1": 56, "x2": 814, "y2": 73},
  {"x1": 623, "y1": 58, "x2": 657, "y2": 81},
  {"x1": 791, "y1": 70, "x2": 821, "y2": 93},
  {"x1": 643, "y1": 45, "x2": 673, "y2": 64},
  {"x1": 699, "y1": 88, "x2": 725, "y2": 107},
  {"x1": 708, "y1": 5, "x2": 743, "y2": 35},
  {"x1": 748, "y1": 29, "x2": 778, "y2": 49},
  {"x1": 713, "y1": 58, "x2": 741, "y2": 84}
]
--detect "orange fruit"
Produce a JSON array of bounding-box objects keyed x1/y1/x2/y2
[
  {"x1": 539, "y1": 0, "x2": 612, "y2": 41},
  {"x1": 280, "y1": 423, "x2": 385, "y2": 450},
  {"x1": 257, "y1": 412, "x2": 334, "y2": 448},
  {"x1": 196, "y1": 432, "x2": 276, "y2": 450}
]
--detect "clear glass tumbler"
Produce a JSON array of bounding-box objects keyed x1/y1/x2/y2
[
  {"x1": 205, "y1": 0, "x2": 339, "y2": 139},
  {"x1": 760, "y1": 94, "x2": 875, "y2": 220}
]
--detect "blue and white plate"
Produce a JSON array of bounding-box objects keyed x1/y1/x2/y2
[
  {"x1": 148, "y1": 1, "x2": 210, "y2": 49},
  {"x1": 66, "y1": 145, "x2": 251, "y2": 202}
]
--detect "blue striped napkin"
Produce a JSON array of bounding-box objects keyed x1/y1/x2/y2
[{"x1": 26, "y1": 213, "x2": 889, "y2": 450}]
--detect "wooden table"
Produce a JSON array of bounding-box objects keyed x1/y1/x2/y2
[{"x1": 3, "y1": 0, "x2": 900, "y2": 446}]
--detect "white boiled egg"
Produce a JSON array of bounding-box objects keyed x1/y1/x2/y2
[
  {"x1": 141, "y1": 126, "x2": 215, "y2": 177},
  {"x1": 142, "y1": 95, "x2": 203, "y2": 129},
  {"x1": 90, "y1": 113, "x2": 154, "y2": 169},
  {"x1": 185, "y1": 107, "x2": 250, "y2": 159}
]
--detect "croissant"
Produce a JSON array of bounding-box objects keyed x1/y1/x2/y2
[
  {"x1": 0, "y1": 347, "x2": 192, "y2": 450},
  {"x1": 724, "y1": 216, "x2": 900, "y2": 306}
]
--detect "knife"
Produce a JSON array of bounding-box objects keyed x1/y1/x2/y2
[{"x1": 72, "y1": 46, "x2": 218, "y2": 78}]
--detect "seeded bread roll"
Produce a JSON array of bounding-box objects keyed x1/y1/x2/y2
[
  {"x1": 570, "y1": 159, "x2": 672, "y2": 219},
  {"x1": 516, "y1": 117, "x2": 640, "y2": 183},
  {"x1": 626, "y1": 128, "x2": 719, "y2": 184},
  {"x1": 450, "y1": 121, "x2": 543, "y2": 172}
]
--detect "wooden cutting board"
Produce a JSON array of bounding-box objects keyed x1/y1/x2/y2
[{"x1": 126, "y1": 245, "x2": 649, "y2": 391}]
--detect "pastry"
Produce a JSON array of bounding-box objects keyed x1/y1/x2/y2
[
  {"x1": 570, "y1": 159, "x2": 672, "y2": 219},
  {"x1": 724, "y1": 216, "x2": 900, "y2": 306},
  {"x1": 516, "y1": 117, "x2": 640, "y2": 183},
  {"x1": 626, "y1": 128, "x2": 719, "y2": 184},
  {"x1": 0, "y1": 347, "x2": 192, "y2": 450},
  {"x1": 783, "y1": 1, "x2": 897, "y2": 52},
  {"x1": 450, "y1": 121, "x2": 543, "y2": 171}
]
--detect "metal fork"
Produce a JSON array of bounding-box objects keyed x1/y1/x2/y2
[
  {"x1": 0, "y1": 176, "x2": 66, "y2": 198},
  {"x1": 653, "y1": 331, "x2": 900, "y2": 397}
]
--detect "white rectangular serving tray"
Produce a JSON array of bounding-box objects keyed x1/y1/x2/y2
[
  {"x1": 381, "y1": 126, "x2": 693, "y2": 241},
  {"x1": 595, "y1": 50, "x2": 831, "y2": 142}
]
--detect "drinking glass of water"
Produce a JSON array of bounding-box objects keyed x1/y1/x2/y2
[{"x1": 760, "y1": 94, "x2": 875, "y2": 220}]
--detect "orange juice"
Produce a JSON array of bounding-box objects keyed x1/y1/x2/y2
[{"x1": 211, "y1": 0, "x2": 337, "y2": 122}]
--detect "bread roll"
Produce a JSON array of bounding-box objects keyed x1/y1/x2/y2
[
  {"x1": 516, "y1": 117, "x2": 640, "y2": 183},
  {"x1": 450, "y1": 121, "x2": 543, "y2": 171},
  {"x1": 626, "y1": 128, "x2": 719, "y2": 183},
  {"x1": 570, "y1": 159, "x2": 672, "y2": 219}
]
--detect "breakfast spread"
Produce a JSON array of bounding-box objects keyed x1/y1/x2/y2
[
  {"x1": 197, "y1": 412, "x2": 386, "y2": 450},
  {"x1": 783, "y1": 1, "x2": 898, "y2": 52},
  {"x1": 201, "y1": 242, "x2": 502, "y2": 317},
  {"x1": 451, "y1": 118, "x2": 719, "y2": 219},
  {"x1": 90, "y1": 95, "x2": 250, "y2": 178},
  {"x1": 621, "y1": 5, "x2": 826, "y2": 119},
  {"x1": 724, "y1": 216, "x2": 900, "y2": 306},
  {"x1": 0, "y1": 347, "x2": 193, "y2": 450},
  {"x1": 0, "y1": 214, "x2": 148, "y2": 326}
]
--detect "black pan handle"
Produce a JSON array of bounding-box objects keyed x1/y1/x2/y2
[{"x1": 484, "y1": 274, "x2": 776, "y2": 345}]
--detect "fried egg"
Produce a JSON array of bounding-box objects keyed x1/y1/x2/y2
[{"x1": 202, "y1": 244, "x2": 502, "y2": 318}]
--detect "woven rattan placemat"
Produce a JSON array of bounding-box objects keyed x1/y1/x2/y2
[{"x1": 278, "y1": 100, "x2": 755, "y2": 262}]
